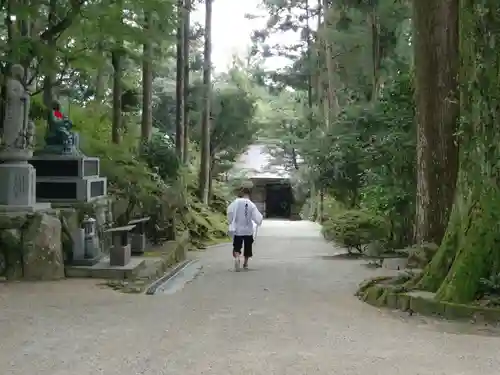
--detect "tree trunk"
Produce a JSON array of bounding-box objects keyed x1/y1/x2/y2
[
  {"x1": 413, "y1": 0, "x2": 459, "y2": 246},
  {"x1": 313, "y1": 0, "x2": 322, "y2": 104},
  {"x1": 305, "y1": 0, "x2": 312, "y2": 111},
  {"x1": 368, "y1": 5, "x2": 381, "y2": 101},
  {"x1": 319, "y1": 189, "x2": 324, "y2": 223},
  {"x1": 111, "y1": 0, "x2": 124, "y2": 144},
  {"x1": 175, "y1": 0, "x2": 185, "y2": 160},
  {"x1": 408, "y1": 0, "x2": 500, "y2": 306},
  {"x1": 208, "y1": 154, "x2": 215, "y2": 202},
  {"x1": 141, "y1": 11, "x2": 153, "y2": 143},
  {"x1": 315, "y1": 0, "x2": 330, "y2": 129},
  {"x1": 415, "y1": 0, "x2": 500, "y2": 304},
  {"x1": 182, "y1": 0, "x2": 191, "y2": 163},
  {"x1": 198, "y1": 0, "x2": 212, "y2": 204},
  {"x1": 42, "y1": 0, "x2": 57, "y2": 111},
  {"x1": 322, "y1": 0, "x2": 338, "y2": 121},
  {"x1": 111, "y1": 48, "x2": 123, "y2": 144},
  {"x1": 95, "y1": 39, "x2": 106, "y2": 102}
]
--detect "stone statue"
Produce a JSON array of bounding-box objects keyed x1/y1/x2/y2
[
  {"x1": 44, "y1": 100, "x2": 79, "y2": 155},
  {"x1": 0, "y1": 64, "x2": 32, "y2": 161}
]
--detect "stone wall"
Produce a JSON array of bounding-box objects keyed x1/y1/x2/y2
[{"x1": 0, "y1": 211, "x2": 65, "y2": 280}]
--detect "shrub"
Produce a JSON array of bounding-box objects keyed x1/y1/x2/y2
[
  {"x1": 140, "y1": 131, "x2": 180, "y2": 181},
  {"x1": 322, "y1": 210, "x2": 386, "y2": 253}
]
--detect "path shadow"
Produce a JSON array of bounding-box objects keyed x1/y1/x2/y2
[{"x1": 320, "y1": 253, "x2": 364, "y2": 260}]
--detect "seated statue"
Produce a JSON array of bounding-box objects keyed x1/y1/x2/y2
[{"x1": 44, "y1": 100, "x2": 78, "y2": 154}]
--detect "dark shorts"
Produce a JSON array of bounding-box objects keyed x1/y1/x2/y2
[{"x1": 233, "y1": 235, "x2": 254, "y2": 258}]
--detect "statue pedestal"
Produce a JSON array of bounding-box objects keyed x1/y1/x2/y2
[
  {"x1": 0, "y1": 162, "x2": 50, "y2": 212},
  {"x1": 29, "y1": 154, "x2": 107, "y2": 203},
  {"x1": 0, "y1": 149, "x2": 33, "y2": 161}
]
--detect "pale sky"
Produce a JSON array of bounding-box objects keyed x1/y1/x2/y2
[{"x1": 192, "y1": 0, "x2": 298, "y2": 72}]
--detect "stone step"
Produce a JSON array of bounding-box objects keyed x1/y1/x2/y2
[{"x1": 65, "y1": 256, "x2": 145, "y2": 279}]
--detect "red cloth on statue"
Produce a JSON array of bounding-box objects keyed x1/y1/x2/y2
[{"x1": 53, "y1": 110, "x2": 63, "y2": 119}]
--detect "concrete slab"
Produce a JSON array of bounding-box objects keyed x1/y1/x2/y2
[{"x1": 65, "y1": 256, "x2": 145, "y2": 279}]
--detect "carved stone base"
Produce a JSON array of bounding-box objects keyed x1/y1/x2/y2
[
  {"x1": 130, "y1": 233, "x2": 147, "y2": 255},
  {"x1": 0, "y1": 203, "x2": 51, "y2": 212},
  {"x1": 0, "y1": 149, "x2": 33, "y2": 162},
  {"x1": 35, "y1": 176, "x2": 107, "y2": 203},
  {"x1": 110, "y1": 244, "x2": 131, "y2": 267},
  {"x1": 0, "y1": 162, "x2": 50, "y2": 211}
]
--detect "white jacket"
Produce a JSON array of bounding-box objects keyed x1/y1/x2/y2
[{"x1": 227, "y1": 198, "x2": 263, "y2": 236}]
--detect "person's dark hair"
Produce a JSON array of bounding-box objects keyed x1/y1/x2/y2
[{"x1": 238, "y1": 187, "x2": 251, "y2": 197}]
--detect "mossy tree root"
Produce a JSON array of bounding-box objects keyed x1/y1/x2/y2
[
  {"x1": 414, "y1": 204, "x2": 460, "y2": 292},
  {"x1": 435, "y1": 189, "x2": 500, "y2": 303}
]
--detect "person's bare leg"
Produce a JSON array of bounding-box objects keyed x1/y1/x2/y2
[
  {"x1": 233, "y1": 236, "x2": 242, "y2": 271},
  {"x1": 233, "y1": 251, "x2": 241, "y2": 271},
  {"x1": 243, "y1": 235, "x2": 252, "y2": 269}
]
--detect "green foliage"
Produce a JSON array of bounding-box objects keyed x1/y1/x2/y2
[
  {"x1": 301, "y1": 71, "x2": 415, "y2": 248},
  {"x1": 152, "y1": 62, "x2": 260, "y2": 178},
  {"x1": 0, "y1": 0, "x2": 268, "y2": 252},
  {"x1": 182, "y1": 198, "x2": 228, "y2": 248},
  {"x1": 248, "y1": 0, "x2": 414, "y2": 251},
  {"x1": 358, "y1": 72, "x2": 416, "y2": 247},
  {"x1": 140, "y1": 132, "x2": 180, "y2": 181},
  {"x1": 32, "y1": 102, "x2": 230, "y2": 247},
  {"x1": 253, "y1": 0, "x2": 411, "y2": 100},
  {"x1": 479, "y1": 273, "x2": 500, "y2": 297},
  {"x1": 321, "y1": 209, "x2": 386, "y2": 253}
]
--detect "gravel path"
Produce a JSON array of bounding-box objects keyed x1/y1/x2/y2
[{"x1": 1, "y1": 220, "x2": 500, "y2": 375}]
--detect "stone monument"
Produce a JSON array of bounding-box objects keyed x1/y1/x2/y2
[
  {"x1": 29, "y1": 100, "x2": 107, "y2": 203},
  {"x1": 0, "y1": 65, "x2": 50, "y2": 212}
]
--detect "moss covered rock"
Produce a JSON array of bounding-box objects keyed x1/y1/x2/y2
[
  {"x1": 406, "y1": 242, "x2": 438, "y2": 268},
  {"x1": 22, "y1": 213, "x2": 64, "y2": 280},
  {"x1": 0, "y1": 228, "x2": 23, "y2": 279},
  {"x1": 358, "y1": 278, "x2": 500, "y2": 323},
  {"x1": 59, "y1": 209, "x2": 79, "y2": 264},
  {"x1": 0, "y1": 214, "x2": 29, "y2": 230}
]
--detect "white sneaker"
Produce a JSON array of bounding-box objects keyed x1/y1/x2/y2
[{"x1": 234, "y1": 257, "x2": 241, "y2": 272}]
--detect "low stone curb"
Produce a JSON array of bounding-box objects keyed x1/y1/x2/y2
[
  {"x1": 357, "y1": 278, "x2": 500, "y2": 323},
  {"x1": 145, "y1": 259, "x2": 195, "y2": 295},
  {"x1": 203, "y1": 241, "x2": 231, "y2": 250},
  {"x1": 105, "y1": 231, "x2": 189, "y2": 293}
]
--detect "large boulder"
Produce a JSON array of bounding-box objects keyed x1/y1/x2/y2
[
  {"x1": 0, "y1": 228, "x2": 23, "y2": 279},
  {"x1": 22, "y1": 213, "x2": 64, "y2": 280},
  {"x1": 0, "y1": 213, "x2": 29, "y2": 280},
  {"x1": 406, "y1": 242, "x2": 439, "y2": 268},
  {"x1": 59, "y1": 208, "x2": 79, "y2": 264}
]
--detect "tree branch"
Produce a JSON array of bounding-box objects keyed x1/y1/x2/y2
[
  {"x1": 40, "y1": 0, "x2": 86, "y2": 41},
  {"x1": 30, "y1": 58, "x2": 76, "y2": 96},
  {"x1": 331, "y1": 45, "x2": 360, "y2": 60},
  {"x1": 27, "y1": 63, "x2": 41, "y2": 86}
]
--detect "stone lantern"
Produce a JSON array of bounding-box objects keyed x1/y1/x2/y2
[{"x1": 82, "y1": 216, "x2": 99, "y2": 258}]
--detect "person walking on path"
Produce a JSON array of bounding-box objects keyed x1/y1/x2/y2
[{"x1": 227, "y1": 187, "x2": 263, "y2": 271}]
